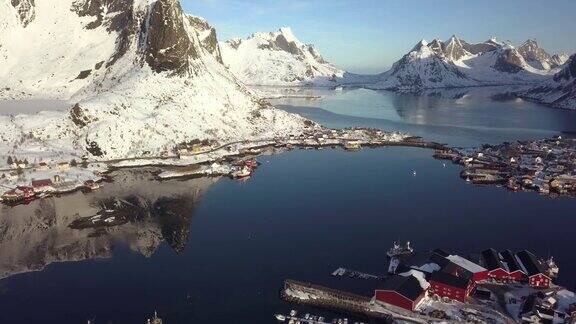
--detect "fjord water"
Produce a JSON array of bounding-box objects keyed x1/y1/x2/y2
[{"x1": 1, "y1": 88, "x2": 576, "y2": 323}]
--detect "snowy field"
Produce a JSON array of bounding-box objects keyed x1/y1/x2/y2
[{"x1": 0, "y1": 100, "x2": 70, "y2": 115}]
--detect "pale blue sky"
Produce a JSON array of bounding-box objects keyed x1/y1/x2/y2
[{"x1": 182, "y1": 0, "x2": 576, "y2": 74}]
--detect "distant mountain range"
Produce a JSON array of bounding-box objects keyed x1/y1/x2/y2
[
  {"x1": 219, "y1": 29, "x2": 575, "y2": 109},
  {"x1": 366, "y1": 37, "x2": 567, "y2": 90}
]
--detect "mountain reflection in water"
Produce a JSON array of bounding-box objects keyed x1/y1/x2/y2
[{"x1": 0, "y1": 169, "x2": 216, "y2": 280}]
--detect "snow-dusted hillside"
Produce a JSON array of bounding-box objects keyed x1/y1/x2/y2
[
  {"x1": 360, "y1": 36, "x2": 564, "y2": 91},
  {"x1": 220, "y1": 27, "x2": 344, "y2": 86},
  {"x1": 522, "y1": 54, "x2": 576, "y2": 109},
  {"x1": 0, "y1": 0, "x2": 314, "y2": 161}
]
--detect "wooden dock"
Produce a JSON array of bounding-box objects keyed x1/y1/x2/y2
[{"x1": 281, "y1": 279, "x2": 444, "y2": 324}]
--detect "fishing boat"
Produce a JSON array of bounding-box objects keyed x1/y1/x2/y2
[
  {"x1": 84, "y1": 180, "x2": 101, "y2": 191},
  {"x1": 244, "y1": 159, "x2": 259, "y2": 169},
  {"x1": 231, "y1": 166, "x2": 252, "y2": 178},
  {"x1": 546, "y1": 257, "x2": 559, "y2": 278},
  {"x1": 387, "y1": 241, "x2": 414, "y2": 258}
]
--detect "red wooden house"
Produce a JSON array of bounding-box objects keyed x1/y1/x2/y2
[
  {"x1": 516, "y1": 250, "x2": 551, "y2": 288},
  {"x1": 429, "y1": 271, "x2": 475, "y2": 302},
  {"x1": 500, "y1": 250, "x2": 526, "y2": 282},
  {"x1": 31, "y1": 179, "x2": 54, "y2": 193},
  {"x1": 446, "y1": 255, "x2": 489, "y2": 282},
  {"x1": 481, "y1": 249, "x2": 510, "y2": 280},
  {"x1": 375, "y1": 274, "x2": 428, "y2": 311}
]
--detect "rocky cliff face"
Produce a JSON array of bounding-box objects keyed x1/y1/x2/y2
[
  {"x1": 493, "y1": 48, "x2": 526, "y2": 73},
  {"x1": 146, "y1": 0, "x2": 198, "y2": 74},
  {"x1": 0, "y1": 0, "x2": 311, "y2": 160}
]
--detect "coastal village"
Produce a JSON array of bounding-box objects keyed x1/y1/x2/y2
[
  {"x1": 280, "y1": 242, "x2": 576, "y2": 324},
  {"x1": 0, "y1": 127, "x2": 412, "y2": 206},
  {"x1": 2, "y1": 129, "x2": 575, "y2": 205},
  {"x1": 434, "y1": 136, "x2": 576, "y2": 197}
]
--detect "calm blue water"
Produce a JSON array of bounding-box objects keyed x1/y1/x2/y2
[
  {"x1": 272, "y1": 87, "x2": 576, "y2": 146},
  {"x1": 0, "y1": 88, "x2": 575, "y2": 323}
]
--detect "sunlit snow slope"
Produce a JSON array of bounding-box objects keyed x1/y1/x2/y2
[{"x1": 0, "y1": 0, "x2": 313, "y2": 160}]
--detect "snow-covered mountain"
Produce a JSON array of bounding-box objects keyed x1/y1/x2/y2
[
  {"x1": 522, "y1": 54, "x2": 576, "y2": 109},
  {"x1": 363, "y1": 36, "x2": 564, "y2": 91},
  {"x1": 0, "y1": 0, "x2": 313, "y2": 160},
  {"x1": 220, "y1": 27, "x2": 344, "y2": 86},
  {"x1": 517, "y1": 39, "x2": 568, "y2": 71}
]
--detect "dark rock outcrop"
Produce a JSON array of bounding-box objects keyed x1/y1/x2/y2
[
  {"x1": 494, "y1": 49, "x2": 525, "y2": 73},
  {"x1": 145, "y1": 0, "x2": 198, "y2": 74},
  {"x1": 10, "y1": 0, "x2": 35, "y2": 27},
  {"x1": 462, "y1": 39, "x2": 500, "y2": 55}
]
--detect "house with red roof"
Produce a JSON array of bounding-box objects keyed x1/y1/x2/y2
[{"x1": 31, "y1": 179, "x2": 54, "y2": 193}]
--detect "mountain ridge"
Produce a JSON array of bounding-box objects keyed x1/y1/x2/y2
[
  {"x1": 0, "y1": 0, "x2": 313, "y2": 161},
  {"x1": 220, "y1": 27, "x2": 344, "y2": 86}
]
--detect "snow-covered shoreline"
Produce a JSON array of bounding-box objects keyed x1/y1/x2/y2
[{"x1": 1, "y1": 127, "x2": 412, "y2": 205}]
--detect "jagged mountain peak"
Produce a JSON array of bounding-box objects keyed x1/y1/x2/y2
[
  {"x1": 516, "y1": 38, "x2": 562, "y2": 70},
  {"x1": 220, "y1": 27, "x2": 343, "y2": 86},
  {"x1": 412, "y1": 39, "x2": 429, "y2": 51},
  {"x1": 521, "y1": 38, "x2": 539, "y2": 48},
  {"x1": 443, "y1": 35, "x2": 471, "y2": 61},
  {"x1": 278, "y1": 26, "x2": 298, "y2": 43}
]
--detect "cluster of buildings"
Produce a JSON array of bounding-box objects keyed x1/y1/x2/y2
[
  {"x1": 520, "y1": 290, "x2": 576, "y2": 323},
  {"x1": 375, "y1": 244, "x2": 560, "y2": 313},
  {"x1": 434, "y1": 136, "x2": 576, "y2": 196},
  {"x1": 0, "y1": 159, "x2": 101, "y2": 205},
  {"x1": 176, "y1": 139, "x2": 219, "y2": 158},
  {"x1": 280, "y1": 127, "x2": 409, "y2": 150}
]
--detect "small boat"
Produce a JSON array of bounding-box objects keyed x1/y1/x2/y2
[
  {"x1": 387, "y1": 241, "x2": 414, "y2": 258},
  {"x1": 343, "y1": 141, "x2": 361, "y2": 151},
  {"x1": 275, "y1": 314, "x2": 286, "y2": 321},
  {"x1": 84, "y1": 180, "x2": 101, "y2": 191},
  {"x1": 231, "y1": 166, "x2": 252, "y2": 178},
  {"x1": 244, "y1": 159, "x2": 259, "y2": 169},
  {"x1": 546, "y1": 257, "x2": 559, "y2": 278}
]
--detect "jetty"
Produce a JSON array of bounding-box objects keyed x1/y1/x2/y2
[{"x1": 282, "y1": 280, "x2": 437, "y2": 323}]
